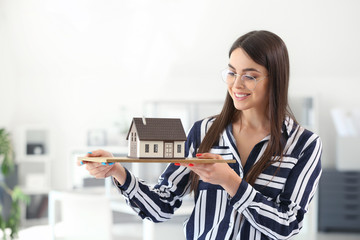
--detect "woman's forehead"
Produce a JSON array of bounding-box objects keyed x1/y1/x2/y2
[{"x1": 229, "y1": 48, "x2": 267, "y2": 73}]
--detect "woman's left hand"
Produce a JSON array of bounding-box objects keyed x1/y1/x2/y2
[{"x1": 183, "y1": 153, "x2": 242, "y2": 197}]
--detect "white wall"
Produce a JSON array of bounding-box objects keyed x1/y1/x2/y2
[{"x1": 1, "y1": 0, "x2": 360, "y2": 189}]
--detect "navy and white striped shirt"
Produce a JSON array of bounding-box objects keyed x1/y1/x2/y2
[{"x1": 114, "y1": 117, "x2": 322, "y2": 240}]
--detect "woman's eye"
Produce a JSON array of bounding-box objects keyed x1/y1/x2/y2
[
  {"x1": 243, "y1": 75, "x2": 256, "y2": 80},
  {"x1": 228, "y1": 71, "x2": 236, "y2": 76}
]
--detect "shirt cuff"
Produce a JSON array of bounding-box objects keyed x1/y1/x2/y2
[
  {"x1": 229, "y1": 179, "x2": 257, "y2": 213},
  {"x1": 112, "y1": 168, "x2": 138, "y2": 199}
]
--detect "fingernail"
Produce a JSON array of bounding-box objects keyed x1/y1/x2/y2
[
  {"x1": 88, "y1": 152, "x2": 92, "y2": 154},
  {"x1": 174, "y1": 163, "x2": 180, "y2": 166},
  {"x1": 196, "y1": 153, "x2": 202, "y2": 157},
  {"x1": 101, "y1": 162, "x2": 106, "y2": 165},
  {"x1": 108, "y1": 163, "x2": 115, "y2": 166},
  {"x1": 80, "y1": 161, "x2": 84, "y2": 165},
  {"x1": 188, "y1": 163, "x2": 194, "y2": 167}
]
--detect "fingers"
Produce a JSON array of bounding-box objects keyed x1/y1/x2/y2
[
  {"x1": 77, "y1": 149, "x2": 117, "y2": 179},
  {"x1": 78, "y1": 149, "x2": 114, "y2": 166},
  {"x1": 87, "y1": 150, "x2": 102, "y2": 157},
  {"x1": 174, "y1": 152, "x2": 223, "y2": 168},
  {"x1": 101, "y1": 162, "x2": 115, "y2": 166},
  {"x1": 84, "y1": 162, "x2": 101, "y2": 170},
  {"x1": 77, "y1": 159, "x2": 83, "y2": 166},
  {"x1": 174, "y1": 152, "x2": 230, "y2": 186},
  {"x1": 86, "y1": 164, "x2": 112, "y2": 178},
  {"x1": 85, "y1": 162, "x2": 116, "y2": 178},
  {"x1": 177, "y1": 162, "x2": 204, "y2": 168},
  {"x1": 77, "y1": 151, "x2": 94, "y2": 166},
  {"x1": 85, "y1": 162, "x2": 114, "y2": 170},
  {"x1": 87, "y1": 149, "x2": 113, "y2": 157}
]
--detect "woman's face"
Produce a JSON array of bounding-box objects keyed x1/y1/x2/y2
[{"x1": 227, "y1": 48, "x2": 269, "y2": 113}]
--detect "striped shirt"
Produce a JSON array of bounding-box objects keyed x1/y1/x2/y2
[{"x1": 113, "y1": 117, "x2": 322, "y2": 240}]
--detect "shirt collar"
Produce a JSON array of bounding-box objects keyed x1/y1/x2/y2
[
  {"x1": 283, "y1": 116, "x2": 297, "y2": 138},
  {"x1": 224, "y1": 116, "x2": 296, "y2": 143}
]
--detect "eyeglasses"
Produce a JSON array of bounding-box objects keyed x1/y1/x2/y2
[{"x1": 221, "y1": 68, "x2": 267, "y2": 91}]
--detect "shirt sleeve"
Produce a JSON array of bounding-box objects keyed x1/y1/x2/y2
[
  {"x1": 228, "y1": 136, "x2": 322, "y2": 239},
  {"x1": 112, "y1": 121, "x2": 201, "y2": 222}
]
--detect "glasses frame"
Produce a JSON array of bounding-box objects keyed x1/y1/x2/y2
[{"x1": 221, "y1": 68, "x2": 267, "y2": 91}]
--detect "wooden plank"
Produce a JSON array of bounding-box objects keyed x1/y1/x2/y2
[{"x1": 78, "y1": 157, "x2": 236, "y2": 164}]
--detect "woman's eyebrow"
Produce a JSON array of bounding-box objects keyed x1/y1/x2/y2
[
  {"x1": 243, "y1": 68, "x2": 261, "y2": 73},
  {"x1": 228, "y1": 63, "x2": 236, "y2": 70},
  {"x1": 228, "y1": 64, "x2": 261, "y2": 73}
]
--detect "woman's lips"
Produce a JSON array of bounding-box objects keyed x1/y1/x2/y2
[{"x1": 234, "y1": 92, "x2": 251, "y2": 100}]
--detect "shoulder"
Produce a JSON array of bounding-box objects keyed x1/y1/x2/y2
[
  {"x1": 186, "y1": 117, "x2": 216, "y2": 145},
  {"x1": 284, "y1": 117, "x2": 322, "y2": 158},
  {"x1": 188, "y1": 117, "x2": 216, "y2": 135}
]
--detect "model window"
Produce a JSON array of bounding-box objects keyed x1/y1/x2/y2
[
  {"x1": 154, "y1": 144, "x2": 158, "y2": 153},
  {"x1": 177, "y1": 144, "x2": 182, "y2": 153},
  {"x1": 145, "y1": 144, "x2": 149, "y2": 153},
  {"x1": 134, "y1": 133, "x2": 136, "y2": 141}
]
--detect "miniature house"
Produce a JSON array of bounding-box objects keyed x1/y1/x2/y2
[{"x1": 126, "y1": 117, "x2": 187, "y2": 159}]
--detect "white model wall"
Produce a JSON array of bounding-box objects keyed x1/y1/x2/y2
[
  {"x1": 173, "y1": 141, "x2": 185, "y2": 159},
  {"x1": 0, "y1": 0, "x2": 359, "y2": 189},
  {"x1": 139, "y1": 141, "x2": 164, "y2": 158}
]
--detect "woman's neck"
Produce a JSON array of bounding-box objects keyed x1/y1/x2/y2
[{"x1": 234, "y1": 109, "x2": 270, "y2": 132}]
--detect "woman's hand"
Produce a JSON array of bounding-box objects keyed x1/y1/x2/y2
[
  {"x1": 184, "y1": 153, "x2": 242, "y2": 197},
  {"x1": 77, "y1": 149, "x2": 127, "y2": 185}
]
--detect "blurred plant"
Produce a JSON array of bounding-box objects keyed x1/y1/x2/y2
[
  {"x1": 0, "y1": 129, "x2": 30, "y2": 239},
  {"x1": 0, "y1": 129, "x2": 14, "y2": 176}
]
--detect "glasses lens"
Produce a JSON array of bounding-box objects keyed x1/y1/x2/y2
[
  {"x1": 222, "y1": 69, "x2": 234, "y2": 84},
  {"x1": 241, "y1": 75, "x2": 256, "y2": 91},
  {"x1": 222, "y1": 69, "x2": 262, "y2": 91}
]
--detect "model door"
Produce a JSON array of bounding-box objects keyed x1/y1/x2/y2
[{"x1": 164, "y1": 142, "x2": 173, "y2": 158}]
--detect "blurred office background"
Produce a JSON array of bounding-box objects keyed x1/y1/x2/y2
[{"x1": 0, "y1": 0, "x2": 359, "y2": 239}]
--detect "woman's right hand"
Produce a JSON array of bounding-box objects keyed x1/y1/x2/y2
[{"x1": 77, "y1": 149, "x2": 127, "y2": 185}]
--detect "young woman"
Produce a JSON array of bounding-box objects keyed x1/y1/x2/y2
[{"x1": 80, "y1": 30, "x2": 322, "y2": 240}]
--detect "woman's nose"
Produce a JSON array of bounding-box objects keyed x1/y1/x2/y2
[{"x1": 233, "y1": 75, "x2": 245, "y2": 88}]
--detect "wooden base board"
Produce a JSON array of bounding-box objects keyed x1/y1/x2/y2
[{"x1": 78, "y1": 157, "x2": 236, "y2": 164}]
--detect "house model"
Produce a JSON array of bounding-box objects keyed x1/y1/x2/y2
[{"x1": 126, "y1": 117, "x2": 187, "y2": 159}]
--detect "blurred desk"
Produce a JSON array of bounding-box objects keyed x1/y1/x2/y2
[{"x1": 49, "y1": 187, "x2": 193, "y2": 240}]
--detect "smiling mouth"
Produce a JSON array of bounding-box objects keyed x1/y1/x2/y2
[{"x1": 234, "y1": 93, "x2": 250, "y2": 98}]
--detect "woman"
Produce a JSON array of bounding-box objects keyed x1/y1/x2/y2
[{"x1": 80, "y1": 30, "x2": 322, "y2": 240}]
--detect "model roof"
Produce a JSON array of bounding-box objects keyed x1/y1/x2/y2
[{"x1": 126, "y1": 117, "x2": 187, "y2": 141}]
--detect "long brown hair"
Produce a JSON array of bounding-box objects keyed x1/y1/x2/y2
[{"x1": 190, "y1": 30, "x2": 294, "y2": 193}]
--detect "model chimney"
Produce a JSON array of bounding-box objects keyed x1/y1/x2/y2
[{"x1": 142, "y1": 116, "x2": 147, "y2": 125}]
